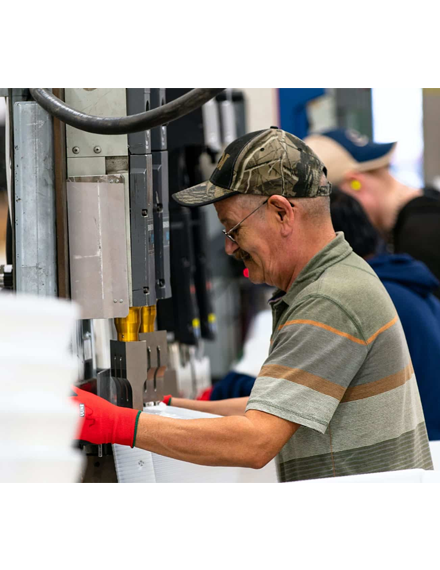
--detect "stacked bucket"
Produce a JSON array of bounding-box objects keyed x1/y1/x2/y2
[{"x1": 0, "y1": 293, "x2": 83, "y2": 482}]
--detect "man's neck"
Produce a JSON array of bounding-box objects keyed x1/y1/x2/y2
[
  {"x1": 282, "y1": 229, "x2": 337, "y2": 292},
  {"x1": 379, "y1": 180, "x2": 422, "y2": 232}
]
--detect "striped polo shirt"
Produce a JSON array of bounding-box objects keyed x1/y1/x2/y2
[{"x1": 246, "y1": 232, "x2": 433, "y2": 482}]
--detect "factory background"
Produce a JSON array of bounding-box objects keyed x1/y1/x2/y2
[{"x1": 1, "y1": 88, "x2": 439, "y2": 484}]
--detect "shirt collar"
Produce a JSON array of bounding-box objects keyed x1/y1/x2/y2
[{"x1": 268, "y1": 232, "x2": 352, "y2": 307}]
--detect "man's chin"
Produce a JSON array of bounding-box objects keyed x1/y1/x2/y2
[{"x1": 246, "y1": 267, "x2": 264, "y2": 284}]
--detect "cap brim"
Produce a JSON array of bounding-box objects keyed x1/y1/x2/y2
[
  {"x1": 355, "y1": 142, "x2": 397, "y2": 173},
  {"x1": 172, "y1": 180, "x2": 239, "y2": 208}
]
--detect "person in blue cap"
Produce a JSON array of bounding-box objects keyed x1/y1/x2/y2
[
  {"x1": 305, "y1": 129, "x2": 440, "y2": 299},
  {"x1": 330, "y1": 188, "x2": 440, "y2": 441}
]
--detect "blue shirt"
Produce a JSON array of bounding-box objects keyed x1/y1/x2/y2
[{"x1": 369, "y1": 254, "x2": 440, "y2": 440}]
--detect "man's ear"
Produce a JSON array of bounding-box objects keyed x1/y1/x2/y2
[
  {"x1": 267, "y1": 196, "x2": 294, "y2": 233},
  {"x1": 341, "y1": 171, "x2": 366, "y2": 194}
]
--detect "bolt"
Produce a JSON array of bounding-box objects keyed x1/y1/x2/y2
[
  {"x1": 72, "y1": 146, "x2": 80, "y2": 154},
  {"x1": 93, "y1": 146, "x2": 102, "y2": 154},
  {"x1": 143, "y1": 287, "x2": 149, "y2": 294},
  {"x1": 119, "y1": 299, "x2": 123, "y2": 303},
  {"x1": 142, "y1": 209, "x2": 148, "y2": 217},
  {"x1": 113, "y1": 299, "x2": 117, "y2": 303}
]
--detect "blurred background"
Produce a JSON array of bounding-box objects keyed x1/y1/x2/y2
[{"x1": 0, "y1": 88, "x2": 436, "y2": 381}]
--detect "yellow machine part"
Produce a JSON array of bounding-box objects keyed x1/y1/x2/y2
[
  {"x1": 114, "y1": 307, "x2": 141, "y2": 342},
  {"x1": 140, "y1": 305, "x2": 157, "y2": 334}
]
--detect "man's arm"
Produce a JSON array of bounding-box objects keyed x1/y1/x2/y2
[
  {"x1": 71, "y1": 387, "x2": 298, "y2": 469},
  {"x1": 168, "y1": 397, "x2": 249, "y2": 416},
  {"x1": 135, "y1": 409, "x2": 298, "y2": 469}
]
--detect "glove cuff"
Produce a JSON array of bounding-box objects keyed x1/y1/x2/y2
[
  {"x1": 114, "y1": 406, "x2": 142, "y2": 447},
  {"x1": 162, "y1": 395, "x2": 172, "y2": 406}
]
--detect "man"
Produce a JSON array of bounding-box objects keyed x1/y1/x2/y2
[
  {"x1": 73, "y1": 127, "x2": 433, "y2": 482},
  {"x1": 305, "y1": 128, "x2": 440, "y2": 298},
  {"x1": 330, "y1": 189, "x2": 440, "y2": 441}
]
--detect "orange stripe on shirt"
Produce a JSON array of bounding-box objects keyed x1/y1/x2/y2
[
  {"x1": 278, "y1": 319, "x2": 366, "y2": 345},
  {"x1": 365, "y1": 315, "x2": 398, "y2": 344},
  {"x1": 278, "y1": 315, "x2": 398, "y2": 346}
]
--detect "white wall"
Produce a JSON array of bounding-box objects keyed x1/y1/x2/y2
[{"x1": 239, "y1": 88, "x2": 278, "y2": 132}]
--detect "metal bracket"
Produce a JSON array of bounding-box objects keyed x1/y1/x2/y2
[{"x1": 140, "y1": 331, "x2": 168, "y2": 403}]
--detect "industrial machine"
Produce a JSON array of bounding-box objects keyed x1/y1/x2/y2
[{"x1": 0, "y1": 87, "x2": 233, "y2": 481}]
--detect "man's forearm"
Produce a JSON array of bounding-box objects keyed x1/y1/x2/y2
[
  {"x1": 135, "y1": 412, "x2": 269, "y2": 468},
  {"x1": 72, "y1": 387, "x2": 298, "y2": 469},
  {"x1": 169, "y1": 397, "x2": 249, "y2": 416}
]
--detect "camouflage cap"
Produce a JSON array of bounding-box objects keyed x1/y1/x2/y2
[{"x1": 172, "y1": 127, "x2": 332, "y2": 207}]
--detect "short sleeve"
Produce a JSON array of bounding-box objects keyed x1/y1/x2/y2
[{"x1": 246, "y1": 295, "x2": 369, "y2": 433}]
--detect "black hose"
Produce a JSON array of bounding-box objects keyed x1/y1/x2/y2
[{"x1": 29, "y1": 88, "x2": 225, "y2": 135}]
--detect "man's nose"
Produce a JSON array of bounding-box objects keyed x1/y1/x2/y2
[{"x1": 225, "y1": 236, "x2": 239, "y2": 256}]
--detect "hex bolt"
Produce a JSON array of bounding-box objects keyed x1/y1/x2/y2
[
  {"x1": 72, "y1": 146, "x2": 80, "y2": 154},
  {"x1": 93, "y1": 146, "x2": 102, "y2": 154}
]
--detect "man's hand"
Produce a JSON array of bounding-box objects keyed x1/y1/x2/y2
[{"x1": 71, "y1": 387, "x2": 140, "y2": 447}]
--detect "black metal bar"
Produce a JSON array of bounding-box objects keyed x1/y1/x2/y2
[{"x1": 29, "y1": 88, "x2": 225, "y2": 135}]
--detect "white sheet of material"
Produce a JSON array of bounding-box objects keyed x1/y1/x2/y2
[
  {"x1": 113, "y1": 404, "x2": 278, "y2": 483},
  {"x1": 295, "y1": 468, "x2": 440, "y2": 484},
  {"x1": 429, "y1": 440, "x2": 440, "y2": 471},
  {"x1": 0, "y1": 293, "x2": 84, "y2": 482}
]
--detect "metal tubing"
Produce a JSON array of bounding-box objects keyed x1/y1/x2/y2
[{"x1": 30, "y1": 88, "x2": 225, "y2": 135}]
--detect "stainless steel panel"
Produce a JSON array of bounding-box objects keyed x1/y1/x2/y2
[
  {"x1": 65, "y1": 88, "x2": 128, "y2": 158},
  {"x1": 67, "y1": 157, "x2": 106, "y2": 177},
  {"x1": 67, "y1": 175, "x2": 129, "y2": 319},
  {"x1": 14, "y1": 101, "x2": 57, "y2": 296}
]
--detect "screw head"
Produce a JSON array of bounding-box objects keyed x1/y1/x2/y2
[
  {"x1": 113, "y1": 299, "x2": 117, "y2": 303},
  {"x1": 72, "y1": 146, "x2": 80, "y2": 154},
  {"x1": 119, "y1": 299, "x2": 123, "y2": 303},
  {"x1": 93, "y1": 146, "x2": 102, "y2": 154}
]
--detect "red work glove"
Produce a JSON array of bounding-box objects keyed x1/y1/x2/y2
[
  {"x1": 71, "y1": 386, "x2": 141, "y2": 447},
  {"x1": 162, "y1": 395, "x2": 172, "y2": 406},
  {"x1": 196, "y1": 387, "x2": 213, "y2": 401}
]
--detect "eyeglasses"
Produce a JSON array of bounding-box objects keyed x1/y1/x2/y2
[
  {"x1": 222, "y1": 199, "x2": 268, "y2": 243},
  {"x1": 222, "y1": 198, "x2": 295, "y2": 243}
]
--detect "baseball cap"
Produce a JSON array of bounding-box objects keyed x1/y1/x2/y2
[
  {"x1": 172, "y1": 127, "x2": 331, "y2": 207},
  {"x1": 305, "y1": 129, "x2": 397, "y2": 186}
]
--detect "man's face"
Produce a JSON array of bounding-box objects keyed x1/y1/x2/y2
[{"x1": 214, "y1": 196, "x2": 274, "y2": 285}]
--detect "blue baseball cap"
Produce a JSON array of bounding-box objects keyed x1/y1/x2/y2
[{"x1": 305, "y1": 129, "x2": 397, "y2": 185}]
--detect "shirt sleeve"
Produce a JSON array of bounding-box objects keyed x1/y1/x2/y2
[{"x1": 246, "y1": 295, "x2": 369, "y2": 434}]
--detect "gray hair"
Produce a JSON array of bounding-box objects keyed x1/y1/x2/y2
[{"x1": 238, "y1": 193, "x2": 330, "y2": 221}]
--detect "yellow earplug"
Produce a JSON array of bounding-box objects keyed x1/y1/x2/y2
[{"x1": 351, "y1": 180, "x2": 362, "y2": 191}]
